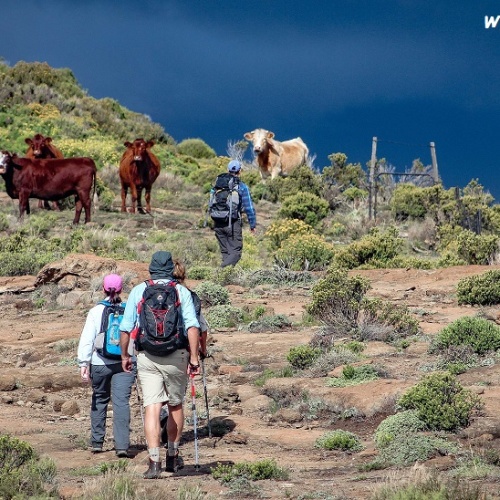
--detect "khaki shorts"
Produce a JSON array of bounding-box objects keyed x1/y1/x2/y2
[{"x1": 137, "y1": 349, "x2": 188, "y2": 407}]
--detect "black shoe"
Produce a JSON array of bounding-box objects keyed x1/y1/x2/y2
[
  {"x1": 165, "y1": 451, "x2": 184, "y2": 473},
  {"x1": 116, "y1": 449, "x2": 129, "y2": 458},
  {"x1": 143, "y1": 459, "x2": 162, "y2": 479},
  {"x1": 90, "y1": 445, "x2": 103, "y2": 454}
]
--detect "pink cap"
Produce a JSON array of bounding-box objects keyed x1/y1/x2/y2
[{"x1": 103, "y1": 274, "x2": 122, "y2": 292}]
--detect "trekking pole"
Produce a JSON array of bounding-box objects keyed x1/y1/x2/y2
[
  {"x1": 189, "y1": 374, "x2": 200, "y2": 471},
  {"x1": 201, "y1": 358, "x2": 212, "y2": 438}
]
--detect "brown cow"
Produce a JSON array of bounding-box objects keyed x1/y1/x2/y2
[
  {"x1": 25, "y1": 133, "x2": 64, "y2": 210},
  {"x1": 0, "y1": 151, "x2": 96, "y2": 224},
  {"x1": 119, "y1": 138, "x2": 161, "y2": 214},
  {"x1": 244, "y1": 128, "x2": 309, "y2": 180}
]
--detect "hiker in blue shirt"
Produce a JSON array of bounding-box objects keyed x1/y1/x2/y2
[
  {"x1": 212, "y1": 160, "x2": 256, "y2": 267},
  {"x1": 120, "y1": 251, "x2": 200, "y2": 479}
]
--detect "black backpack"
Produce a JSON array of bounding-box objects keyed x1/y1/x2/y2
[
  {"x1": 95, "y1": 301, "x2": 126, "y2": 360},
  {"x1": 135, "y1": 280, "x2": 188, "y2": 356},
  {"x1": 208, "y1": 173, "x2": 242, "y2": 226}
]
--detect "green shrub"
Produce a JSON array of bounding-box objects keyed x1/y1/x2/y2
[
  {"x1": 287, "y1": 345, "x2": 322, "y2": 370},
  {"x1": 254, "y1": 367, "x2": 294, "y2": 387},
  {"x1": 430, "y1": 316, "x2": 500, "y2": 355},
  {"x1": 457, "y1": 270, "x2": 500, "y2": 305},
  {"x1": 372, "y1": 470, "x2": 486, "y2": 499},
  {"x1": 247, "y1": 314, "x2": 292, "y2": 333},
  {"x1": 205, "y1": 305, "x2": 244, "y2": 328},
  {"x1": 377, "y1": 433, "x2": 457, "y2": 467},
  {"x1": 333, "y1": 227, "x2": 404, "y2": 269},
  {"x1": 360, "y1": 297, "x2": 421, "y2": 342},
  {"x1": 211, "y1": 459, "x2": 289, "y2": 483},
  {"x1": 264, "y1": 218, "x2": 314, "y2": 251},
  {"x1": 0, "y1": 434, "x2": 58, "y2": 499},
  {"x1": 390, "y1": 184, "x2": 428, "y2": 219},
  {"x1": 314, "y1": 430, "x2": 363, "y2": 452},
  {"x1": 374, "y1": 410, "x2": 426, "y2": 449},
  {"x1": 398, "y1": 372, "x2": 481, "y2": 431},
  {"x1": 274, "y1": 233, "x2": 335, "y2": 271},
  {"x1": 326, "y1": 364, "x2": 380, "y2": 387},
  {"x1": 278, "y1": 192, "x2": 329, "y2": 226},
  {"x1": 176, "y1": 138, "x2": 216, "y2": 159},
  {"x1": 194, "y1": 281, "x2": 230, "y2": 306},
  {"x1": 187, "y1": 266, "x2": 214, "y2": 280},
  {"x1": 438, "y1": 226, "x2": 499, "y2": 265},
  {"x1": 306, "y1": 267, "x2": 370, "y2": 336}
]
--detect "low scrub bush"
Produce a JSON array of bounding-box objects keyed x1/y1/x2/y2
[
  {"x1": 326, "y1": 364, "x2": 380, "y2": 387},
  {"x1": 0, "y1": 434, "x2": 58, "y2": 499},
  {"x1": 205, "y1": 305, "x2": 244, "y2": 329},
  {"x1": 287, "y1": 345, "x2": 322, "y2": 370},
  {"x1": 360, "y1": 297, "x2": 421, "y2": 342},
  {"x1": 314, "y1": 430, "x2": 363, "y2": 452},
  {"x1": 306, "y1": 267, "x2": 370, "y2": 336},
  {"x1": 177, "y1": 138, "x2": 216, "y2": 159},
  {"x1": 211, "y1": 458, "x2": 289, "y2": 483},
  {"x1": 430, "y1": 316, "x2": 500, "y2": 355},
  {"x1": 373, "y1": 469, "x2": 486, "y2": 500},
  {"x1": 333, "y1": 226, "x2": 404, "y2": 269},
  {"x1": 278, "y1": 192, "x2": 330, "y2": 227},
  {"x1": 247, "y1": 314, "x2": 292, "y2": 333},
  {"x1": 457, "y1": 270, "x2": 500, "y2": 305},
  {"x1": 264, "y1": 218, "x2": 314, "y2": 251},
  {"x1": 240, "y1": 266, "x2": 316, "y2": 287},
  {"x1": 273, "y1": 233, "x2": 335, "y2": 271},
  {"x1": 194, "y1": 281, "x2": 230, "y2": 306},
  {"x1": 398, "y1": 372, "x2": 481, "y2": 431},
  {"x1": 374, "y1": 410, "x2": 426, "y2": 449},
  {"x1": 304, "y1": 344, "x2": 361, "y2": 377}
]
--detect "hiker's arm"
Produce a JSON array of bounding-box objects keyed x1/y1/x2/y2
[
  {"x1": 199, "y1": 330, "x2": 208, "y2": 359},
  {"x1": 120, "y1": 330, "x2": 132, "y2": 373},
  {"x1": 187, "y1": 326, "x2": 201, "y2": 375}
]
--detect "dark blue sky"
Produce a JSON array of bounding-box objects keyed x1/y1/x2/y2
[{"x1": 2, "y1": 1, "x2": 500, "y2": 198}]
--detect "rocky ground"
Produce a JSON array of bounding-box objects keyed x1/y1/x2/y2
[{"x1": 2, "y1": 250, "x2": 500, "y2": 499}]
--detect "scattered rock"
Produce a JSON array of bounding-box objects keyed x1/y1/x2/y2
[
  {"x1": 0, "y1": 375, "x2": 17, "y2": 391},
  {"x1": 61, "y1": 400, "x2": 80, "y2": 416}
]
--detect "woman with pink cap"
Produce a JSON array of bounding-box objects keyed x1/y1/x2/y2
[{"x1": 77, "y1": 273, "x2": 136, "y2": 457}]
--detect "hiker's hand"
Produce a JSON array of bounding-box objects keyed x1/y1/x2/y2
[
  {"x1": 188, "y1": 361, "x2": 200, "y2": 376},
  {"x1": 80, "y1": 366, "x2": 90, "y2": 383},
  {"x1": 122, "y1": 355, "x2": 133, "y2": 373}
]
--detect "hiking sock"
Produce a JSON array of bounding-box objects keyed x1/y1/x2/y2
[
  {"x1": 167, "y1": 441, "x2": 177, "y2": 456},
  {"x1": 148, "y1": 447, "x2": 161, "y2": 462}
]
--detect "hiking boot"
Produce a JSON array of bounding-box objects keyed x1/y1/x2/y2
[
  {"x1": 115, "y1": 449, "x2": 129, "y2": 458},
  {"x1": 143, "y1": 459, "x2": 162, "y2": 479},
  {"x1": 165, "y1": 451, "x2": 184, "y2": 473},
  {"x1": 90, "y1": 445, "x2": 103, "y2": 454}
]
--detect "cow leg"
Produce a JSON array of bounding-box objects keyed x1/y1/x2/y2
[
  {"x1": 73, "y1": 196, "x2": 83, "y2": 224},
  {"x1": 51, "y1": 201, "x2": 61, "y2": 211},
  {"x1": 121, "y1": 185, "x2": 128, "y2": 212},
  {"x1": 18, "y1": 192, "x2": 29, "y2": 220},
  {"x1": 129, "y1": 185, "x2": 138, "y2": 214},
  {"x1": 144, "y1": 188, "x2": 152, "y2": 213},
  {"x1": 82, "y1": 197, "x2": 92, "y2": 223},
  {"x1": 38, "y1": 199, "x2": 44, "y2": 209},
  {"x1": 137, "y1": 188, "x2": 145, "y2": 214}
]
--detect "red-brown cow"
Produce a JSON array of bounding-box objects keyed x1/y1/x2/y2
[
  {"x1": 119, "y1": 138, "x2": 161, "y2": 214},
  {"x1": 25, "y1": 133, "x2": 65, "y2": 211},
  {"x1": 0, "y1": 151, "x2": 96, "y2": 224}
]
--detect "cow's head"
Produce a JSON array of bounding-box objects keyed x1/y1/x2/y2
[
  {"x1": 124, "y1": 138, "x2": 155, "y2": 162},
  {"x1": 25, "y1": 134, "x2": 52, "y2": 157},
  {"x1": 0, "y1": 151, "x2": 12, "y2": 175},
  {"x1": 244, "y1": 129, "x2": 275, "y2": 155}
]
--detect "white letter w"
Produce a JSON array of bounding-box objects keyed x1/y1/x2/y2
[{"x1": 485, "y1": 15, "x2": 500, "y2": 28}]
